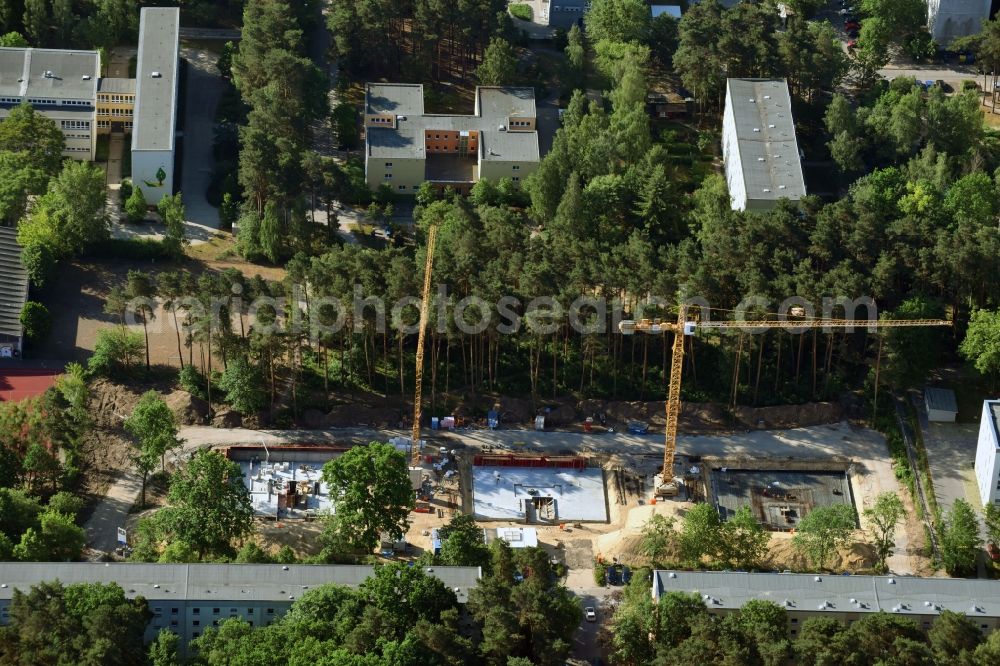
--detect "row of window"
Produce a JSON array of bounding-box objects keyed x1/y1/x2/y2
[
  {"x1": 63, "y1": 147, "x2": 90, "y2": 152},
  {"x1": 426, "y1": 145, "x2": 471, "y2": 152},
  {"x1": 97, "y1": 94, "x2": 135, "y2": 103},
  {"x1": 64, "y1": 133, "x2": 91, "y2": 139},
  {"x1": 61, "y1": 120, "x2": 91, "y2": 130},
  {"x1": 370, "y1": 116, "x2": 392, "y2": 125},
  {"x1": 96, "y1": 120, "x2": 133, "y2": 129},
  {"x1": 98, "y1": 108, "x2": 133, "y2": 117},
  {"x1": 509, "y1": 120, "x2": 531, "y2": 127},
  {"x1": 156, "y1": 606, "x2": 277, "y2": 616}
]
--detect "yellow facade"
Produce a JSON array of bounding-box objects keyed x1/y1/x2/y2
[{"x1": 96, "y1": 92, "x2": 135, "y2": 134}]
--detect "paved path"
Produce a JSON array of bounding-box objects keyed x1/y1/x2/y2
[
  {"x1": 84, "y1": 470, "x2": 143, "y2": 552},
  {"x1": 83, "y1": 438, "x2": 219, "y2": 554},
  {"x1": 912, "y1": 393, "x2": 981, "y2": 514},
  {"x1": 179, "y1": 43, "x2": 225, "y2": 243}
]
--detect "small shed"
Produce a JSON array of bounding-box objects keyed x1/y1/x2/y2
[
  {"x1": 494, "y1": 527, "x2": 539, "y2": 549},
  {"x1": 924, "y1": 387, "x2": 958, "y2": 422}
]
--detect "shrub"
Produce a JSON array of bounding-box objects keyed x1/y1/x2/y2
[
  {"x1": 509, "y1": 3, "x2": 532, "y2": 20},
  {"x1": 19, "y1": 302, "x2": 51, "y2": 342},
  {"x1": 179, "y1": 365, "x2": 208, "y2": 400},
  {"x1": 593, "y1": 562, "x2": 607, "y2": 585}
]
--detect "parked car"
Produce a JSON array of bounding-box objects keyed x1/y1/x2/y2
[
  {"x1": 844, "y1": 20, "x2": 860, "y2": 30},
  {"x1": 988, "y1": 542, "x2": 1000, "y2": 561},
  {"x1": 585, "y1": 607, "x2": 597, "y2": 622}
]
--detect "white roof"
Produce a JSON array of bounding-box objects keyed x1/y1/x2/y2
[{"x1": 495, "y1": 527, "x2": 539, "y2": 548}]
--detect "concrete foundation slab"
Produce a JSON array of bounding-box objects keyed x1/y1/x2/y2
[{"x1": 472, "y1": 466, "x2": 607, "y2": 522}]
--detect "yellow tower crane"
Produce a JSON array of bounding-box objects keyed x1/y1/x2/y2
[
  {"x1": 411, "y1": 225, "x2": 439, "y2": 465},
  {"x1": 619, "y1": 309, "x2": 951, "y2": 496}
]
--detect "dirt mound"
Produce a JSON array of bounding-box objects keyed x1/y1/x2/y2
[
  {"x1": 163, "y1": 390, "x2": 209, "y2": 426},
  {"x1": 212, "y1": 408, "x2": 242, "y2": 428},
  {"x1": 736, "y1": 402, "x2": 843, "y2": 430},
  {"x1": 326, "y1": 404, "x2": 402, "y2": 428},
  {"x1": 89, "y1": 379, "x2": 207, "y2": 428},
  {"x1": 494, "y1": 396, "x2": 534, "y2": 423},
  {"x1": 543, "y1": 402, "x2": 578, "y2": 426},
  {"x1": 764, "y1": 533, "x2": 875, "y2": 572}
]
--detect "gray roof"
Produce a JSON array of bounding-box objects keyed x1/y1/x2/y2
[
  {"x1": 726, "y1": 79, "x2": 806, "y2": 202},
  {"x1": 98, "y1": 77, "x2": 136, "y2": 94},
  {"x1": 132, "y1": 7, "x2": 180, "y2": 152},
  {"x1": 366, "y1": 83, "x2": 425, "y2": 116},
  {"x1": 477, "y1": 87, "x2": 536, "y2": 120},
  {"x1": 0, "y1": 48, "x2": 99, "y2": 101},
  {"x1": 924, "y1": 387, "x2": 957, "y2": 414},
  {"x1": 0, "y1": 563, "x2": 483, "y2": 604},
  {"x1": 0, "y1": 226, "x2": 27, "y2": 340},
  {"x1": 654, "y1": 570, "x2": 1000, "y2": 618},
  {"x1": 481, "y1": 129, "x2": 539, "y2": 162},
  {"x1": 365, "y1": 84, "x2": 540, "y2": 164}
]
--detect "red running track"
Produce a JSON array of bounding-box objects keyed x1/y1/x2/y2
[{"x1": 0, "y1": 370, "x2": 61, "y2": 402}]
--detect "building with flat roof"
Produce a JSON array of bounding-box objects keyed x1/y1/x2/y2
[
  {"x1": 0, "y1": 562, "x2": 482, "y2": 651},
  {"x1": 0, "y1": 226, "x2": 27, "y2": 358},
  {"x1": 0, "y1": 7, "x2": 179, "y2": 201},
  {"x1": 0, "y1": 47, "x2": 100, "y2": 159},
  {"x1": 131, "y1": 6, "x2": 180, "y2": 203},
  {"x1": 975, "y1": 399, "x2": 1000, "y2": 508},
  {"x1": 721, "y1": 78, "x2": 806, "y2": 212},
  {"x1": 364, "y1": 84, "x2": 539, "y2": 195},
  {"x1": 924, "y1": 387, "x2": 958, "y2": 422},
  {"x1": 653, "y1": 570, "x2": 1000, "y2": 636}
]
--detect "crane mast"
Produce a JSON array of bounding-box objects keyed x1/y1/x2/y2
[
  {"x1": 411, "y1": 225, "x2": 439, "y2": 466},
  {"x1": 621, "y1": 311, "x2": 951, "y2": 496}
]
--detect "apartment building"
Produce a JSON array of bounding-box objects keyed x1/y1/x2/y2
[
  {"x1": 722, "y1": 78, "x2": 806, "y2": 212},
  {"x1": 927, "y1": 0, "x2": 991, "y2": 44},
  {"x1": 364, "y1": 83, "x2": 540, "y2": 195},
  {"x1": 653, "y1": 570, "x2": 1000, "y2": 636},
  {"x1": 975, "y1": 399, "x2": 1000, "y2": 509},
  {"x1": 0, "y1": 562, "x2": 482, "y2": 654}
]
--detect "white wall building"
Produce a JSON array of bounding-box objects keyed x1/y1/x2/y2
[
  {"x1": 131, "y1": 7, "x2": 180, "y2": 204},
  {"x1": 722, "y1": 78, "x2": 806, "y2": 212},
  {"x1": 975, "y1": 400, "x2": 1000, "y2": 508},
  {"x1": 928, "y1": 0, "x2": 991, "y2": 45},
  {"x1": 0, "y1": 47, "x2": 100, "y2": 160}
]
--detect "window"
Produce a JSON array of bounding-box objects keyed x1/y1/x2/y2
[
  {"x1": 213, "y1": 608, "x2": 220, "y2": 614},
  {"x1": 170, "y1": 620, "x2": 178, "y2": 627},
  {"x1": 153, "y1": 608, "x2": 162, "y2": 616},
  {"x1": 384, "y1": 162, "x2": 393, "y2": 167},
  {"x1": 266, "y1": 608, "x2": 274, "y2": 614},
  {"x1": 230, "y1": 608, "x2": 237, "y2": 614},
  {"x1": 192, "y1": 620, "x2": 200, "y2": 627},
  {"x1": 511, "y1": 176, "x2": 520, "y2": 182},
  {"x1": 192, "y1": 608, "x2": 200, "y2": 615},
  {"x1": 790, "y1": 618, "x2": 798, "y2": 624},
  {"x1": 512, "y1": 165, "x2": 520, "y2": 171},
  {"x1": 398, "y1": 185, "x2": 406, "y2": 190},
  {"x1": 192, "y1": 632, "x2": 200, "y2": 639},
  {"x1": 384, "y1": 173, "x2": 392, "y2": 179},
  {"x1": 248, "y1": 621, "x2": 254, "y2": 627},
  {"x1": 247, "y1": 608, "x2": 254, "y2": 614},
  {"x1": 60, "y1": 120, "x2": 90, "y2": 130},
  {"x1": 171, "y1": 608, "x2": 178, "y2": 615}
]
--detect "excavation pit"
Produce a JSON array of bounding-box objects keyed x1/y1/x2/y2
[{"x1": 709, "y1": 468, "x2": 856, "y2": 531}]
